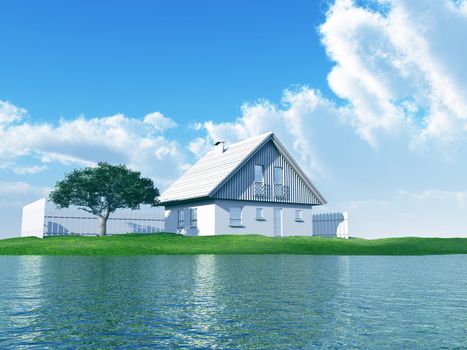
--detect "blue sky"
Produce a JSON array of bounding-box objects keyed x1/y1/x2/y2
[
  {"x1": 1, "y1": 0, "x2": 467, "y2": 238},
  {"x1": 0, "y1": 0, "x2": 332, "y2": 123}
]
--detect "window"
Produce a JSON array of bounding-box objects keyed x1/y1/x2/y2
[
  {"x1": 254, "y1": 164, "x2": 264, "y2": 183},
  {"x1": 177, "y1": 209, "x2": 185, "y2": 228},
  {"x1": 295, "y1": 209, "x2": 303, "y2": 222},
  {"x1": 190, "y1": 208, "x2": 198, "y2": 227},
  {"x1": 274, "y1": 167, "x2": 289, "y2": 200},
  {"x1": 256, "y1": 208, "x2": 264, "y2": 220},
  {"x1": 230, "y1": 207, "x2": 242, "y2": 226},
  {"x1": 274, "y1": 166, "x2": 283, "y2": 184},
  {"x1": 254, "y1": 165, "x2": 269, "y2": 198}
]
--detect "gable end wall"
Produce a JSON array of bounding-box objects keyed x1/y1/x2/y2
[{"x1": 212, "y1": 140, "x2": 321, "y2": 205}]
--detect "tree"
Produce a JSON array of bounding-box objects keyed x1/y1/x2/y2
[{"x1": 49, "y1": 162, "x2": 160, "y2": 236}]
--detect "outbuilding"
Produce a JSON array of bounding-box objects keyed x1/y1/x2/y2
[{"x1": 21, "y1": 198, "x2": 164, "y2": 238}]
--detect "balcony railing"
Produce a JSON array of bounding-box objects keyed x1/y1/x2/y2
[
  {"x1": 274, "y1": 184, "x2": 290, "y2": 201},
  {"x1": 254, "y1": 182, "x2": 270, "y2": 199}
]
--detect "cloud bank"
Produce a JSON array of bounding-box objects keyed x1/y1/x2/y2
[
  {"x1": 322, "y1": 0, "x2": 467, "y2": 146},
  {"x1": 0, "y1": 107, "x2": 187, "y2": 188}
]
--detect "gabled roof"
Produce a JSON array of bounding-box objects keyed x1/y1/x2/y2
[
  {"x1": 160, "y1": 133, "x2": 272, "y2": 204},
  {"x1": 160, "y1": 132, "x2": 326, "y2": 205}
]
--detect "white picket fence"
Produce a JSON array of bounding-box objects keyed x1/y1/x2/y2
[{"x1": 312, "y1": 212, "x2": 349, "y2": 239}]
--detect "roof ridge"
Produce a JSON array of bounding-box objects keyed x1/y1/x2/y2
[
  {"x1": 228, "y1": 131, "x2": 273, "y2": 147},
  {"x1": 205, "y1": 132, "x2": 273, "y2": 155}
]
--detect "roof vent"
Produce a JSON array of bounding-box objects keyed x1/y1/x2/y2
[{"x1": 214, "y1": 141, "x2": 226, "y2": 154}]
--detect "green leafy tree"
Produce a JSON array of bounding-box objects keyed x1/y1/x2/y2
[{"x1": 49, "y1": 162, "x2": 160, "y2": 236}]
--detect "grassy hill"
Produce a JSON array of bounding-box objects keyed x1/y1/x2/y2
[{"x1": 0, "y1": 233, "x2": 466, "y2": 255}]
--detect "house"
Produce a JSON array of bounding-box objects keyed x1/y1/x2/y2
[{"x1": 160, "y1": 132, "x2": 327, "y2": 236}]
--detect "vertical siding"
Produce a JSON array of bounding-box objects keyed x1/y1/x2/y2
[{"x1": 212, "y1": 140, "x2": 321, "y2": 205}]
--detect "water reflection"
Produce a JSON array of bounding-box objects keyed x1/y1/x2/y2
[
  {"x1": 176, "y1": 255, "x2": 221, "y2": 347},
  {"x1": 4, "y1": 256, "x2": 45, "y2": 347},
  {"x1": 0, "y1": 255, "x2": 466, "y2": 349}
]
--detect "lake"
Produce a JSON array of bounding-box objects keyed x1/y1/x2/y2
[{"x1": 0, "y1": 255, "x2": 466, "y2": 349}]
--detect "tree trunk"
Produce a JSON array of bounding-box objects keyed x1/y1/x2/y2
[{"x1": 97, "y1": 208, "x2": 110, "y2": 236}]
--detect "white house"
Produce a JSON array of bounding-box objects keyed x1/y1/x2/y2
[{"x1": 161, "y1": 132, "x2": 327, "y2": 236}]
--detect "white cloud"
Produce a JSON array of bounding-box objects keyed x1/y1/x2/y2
[
  {"x1": 39, "y1": 152, "x2": 96, "y2": 167},
  {"x1": 0, "y1": 181, "x2": 51, "y2": 208},
  {"x1": 196, "y1": 0, "x2": 467, "y2": 161},
  {"x1": 0, "y1": 105, "x2": 188, "y2": 188},
  {"x1": 397, "y1": 189, "x2": 467, "y2": 210},
  {"x1": 195, "y1": 88, "x2": 343, "y2": 180},
  {"x1": 0, "y1": 100, "x2": 27, "y2": 125},
  {"x1": 0, "y1": 162, "x2": 47, "y2": 176},
  {"x1": 320, "y1": 0, "x2": 467, "y2": 146},
  {"x1": 187, "y1": 137, "x2": 212, "y2": 159},
  {"x1": 339, "y1": 189, "x2": 467, "y2": 238},
  {"x1": 11, "y1": 165, "x2": 48, "y2": 175},
  {"x1": 143, "y1": 111, "x2": 177, "y2": 132}
]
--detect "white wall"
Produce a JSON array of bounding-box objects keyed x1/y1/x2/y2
[
  {"x1": 21, "y1": 198, "x2": 46, "y2": 238},
  {"x1": 164, "y1": 199, "x2": 315, "y2": 237},
  {"x1": 164, "y1": 201, "x2": 216, "y2": 235},
  {"x1": 214, "y1": 199, "x2": 313, "y2": 236}
]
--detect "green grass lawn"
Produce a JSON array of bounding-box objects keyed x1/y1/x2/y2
[{"x1": 0, "y1": 233, "x2": 466, "y2": 255}]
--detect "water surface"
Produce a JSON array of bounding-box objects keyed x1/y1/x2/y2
[{"x1": 0, "y1": 255, "x2": 466, "y2": 348}]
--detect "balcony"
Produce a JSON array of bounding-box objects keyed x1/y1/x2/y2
[
  {"x1": 254, "y1": 182, "x2": 270, "y2": 199},
  {"x1": 274, "y1": 184, "x2": 290, "y2": 201}
]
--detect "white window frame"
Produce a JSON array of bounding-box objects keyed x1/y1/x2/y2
[
  {"x1": 295, "y1": 209, "x2": 303, "y2": 222},
  {"x1": 229, "y1": 207, "x2": 242, "y2": 226},
  {"x1": 274, "y1": 166, "x2": 283, "y2": 184},
  {"x1": 190, "y1": 208, "x2": 198, "y2": 227},
  {"x1": 177, "y1": 209, "x2": 185, "y2": 228},
  {"x1": 254, "y1": 164, "x2": 264, "y2": 183},
  {"x1": 256, "y1": 207, "x2": 264, "y2": 220}
]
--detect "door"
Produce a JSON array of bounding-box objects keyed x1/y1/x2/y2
[{"x1": 273, "y1": 208, "x2": 282, "y2": 237}]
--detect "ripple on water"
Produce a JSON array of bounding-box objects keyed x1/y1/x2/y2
[{"x1": 0, "y1": 255, "x2": 466, "y2": 349}]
